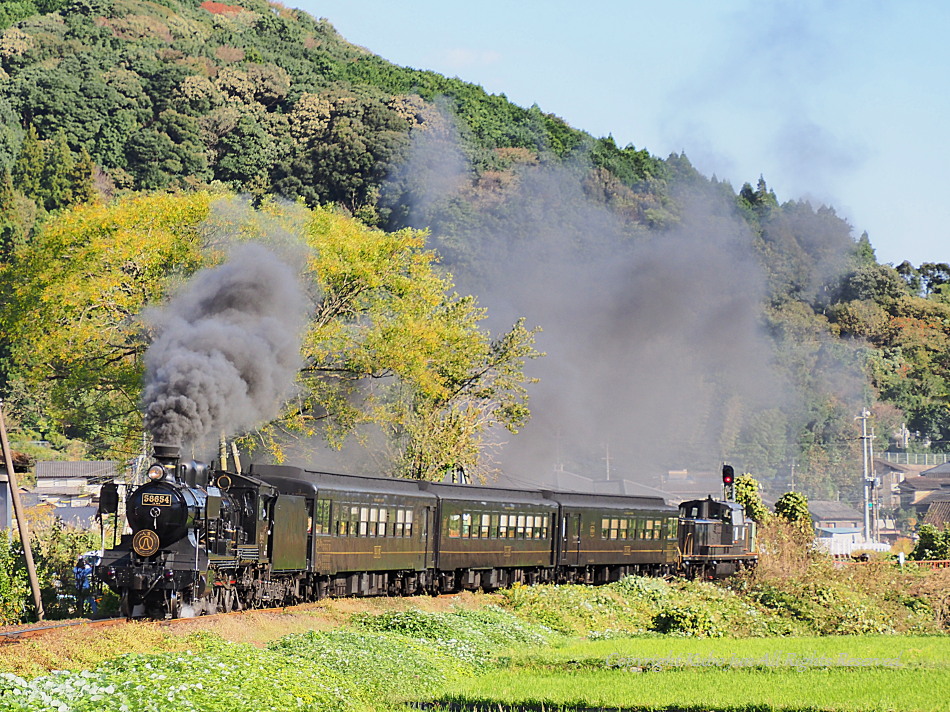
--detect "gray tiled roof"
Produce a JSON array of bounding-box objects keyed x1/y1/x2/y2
[
  {"x1": 35, "y1": 461, "x2": 119, "y2": 479},
  {"x1": 923, "y1": 500, "x2": 950, "y2": 527},
  {"x1": 808, "y1": 500, "x2": 863, "y2": 521}
]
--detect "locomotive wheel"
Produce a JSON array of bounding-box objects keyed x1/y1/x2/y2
[
  {"x1": 167, "y1": 592, "x2": 181, "y2": 619},
  {"x1": 220, "y1": 588, "x2": 235, "y2": 613},
  {"x1": 120, "y1": 592, "x2": 132, "y2": 619}
]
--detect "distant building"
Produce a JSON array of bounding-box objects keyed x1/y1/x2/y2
[
  {"x1": 898, "y1": 476, "x2": 950, "y2": 517},
  {"x1": 2, "y1": 460, "x2": 124, "y2": 529},
  {"x1": 872, "y1": 457, "x2": 928, "y2": 509},
  {"x1": 808, "y1": 500, "x2": 864, "y2": 531},
  {"x1": 808, "y1": 499, "x2": 890, "y2": 556},
  {"x1": 659, "y1": 469, "x2": 724, "y2": 503}
]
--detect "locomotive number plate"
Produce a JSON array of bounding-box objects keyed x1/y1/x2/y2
[
  {"x1": 141, "y1": 493, "x2": 171, "y2": 506},
  {"x1": 132, "y1": 529, "x2": 160, "y2": 557}
]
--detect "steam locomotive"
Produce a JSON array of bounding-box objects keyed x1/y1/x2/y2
[{"x1": 96, "y1": 446, "x2": 755, "y2": 618}]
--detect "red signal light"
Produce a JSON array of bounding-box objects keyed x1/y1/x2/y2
[{"x1": 722, "y1": 465, "x2": 735, "y2": 485}]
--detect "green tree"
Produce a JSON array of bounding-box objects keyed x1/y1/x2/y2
[
  {"x1": 909, "y1": 523, "x2": 950, "y2": 561},
  {"x1": 734, "y1": 473, "x2": 770, "y2": 522},
  {"x1": 13, "y1": 124, "x2": 44, "y2": 198},
  {"x1": 0, "y1": 533, "x2": 29, "y2": 625},
  {"x1": 774, "y1": 491, "x2": 813, "y2": 535},
  {"x1": 1, "y1": 192, "x2": 212, "y2": 452},
  {"x1": 0, "y1": 1, "x2": 37, "y2": 31}
]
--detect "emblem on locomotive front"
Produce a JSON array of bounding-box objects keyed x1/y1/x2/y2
[{"x1": 132, "y1": 529, "x2": 160, "y2": 556}]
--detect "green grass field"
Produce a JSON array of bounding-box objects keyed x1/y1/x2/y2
[{"x1": 427, "y1": 635, "x2": 950, "y2": 712}]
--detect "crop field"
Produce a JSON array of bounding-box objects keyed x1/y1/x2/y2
[
  {"x1": 0, "y1": 574, "x2": 947, "y2": 711},
  {"x1": 435, "y1": 635, "x2": 950, "y2": 712}
]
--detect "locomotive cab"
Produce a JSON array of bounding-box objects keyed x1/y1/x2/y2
[{"x1": 678, "y1": 497, "x2": 756, "y2": 578}]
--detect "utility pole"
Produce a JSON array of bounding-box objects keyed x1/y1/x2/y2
[
  {"x1": 869, "y1": 426, "x2": 878, "y2": 539},
  {"x1": 602, "y1": 443, "x2": 611, "y2": 481},
  {"x1": 857, "y1": 408, "x2": 872, "y2": 542},
  {"x1": 0, "y1": 401, "x2": 44, "y2": 620}
]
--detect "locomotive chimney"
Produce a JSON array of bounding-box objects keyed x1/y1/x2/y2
[{"x1": 152, "y1": 443, "x2": 181, "y2": 465}]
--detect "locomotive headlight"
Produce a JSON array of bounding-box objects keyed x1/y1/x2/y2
[{"x1": 147, "y1": 464, "x2": 167, "y2": 481}]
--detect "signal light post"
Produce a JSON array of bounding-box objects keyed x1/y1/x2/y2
[{"x1": 722, "y1": 464, "x2": 735, "y2": 501}]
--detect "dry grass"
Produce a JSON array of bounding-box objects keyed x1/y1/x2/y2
[{"x1": 0, "y1": 592, "x2": 492, "y2": 677}]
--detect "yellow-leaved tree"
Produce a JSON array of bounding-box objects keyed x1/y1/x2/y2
[
  {"x1": 292, "y1": 206, "x2": 540, "y2": 479},
  {"x1": 1, "y1": 192, "x2": 213, "y2": 455},
  {"x1": 1, "y1": 193, "x2": 539, "y2": 478}
]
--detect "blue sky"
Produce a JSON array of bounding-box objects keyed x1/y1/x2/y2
[{"x1": 291, "y1": 1, "x2": 949, "y2": 267}]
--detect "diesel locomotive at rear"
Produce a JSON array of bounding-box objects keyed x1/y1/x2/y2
[{"x1": 97, "y1": 446, "x2": 757, "y2": 619}]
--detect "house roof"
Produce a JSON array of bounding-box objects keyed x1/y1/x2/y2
[
  {"x1": 808, "y1": 500, "x2": 863, "y2": 521},
  {"x1": 898, "y1": 476, "x2": 950, "y2": 491},
  {"x1": 916, "y1": 490, "x2": 950, "y2": 507},
  {"x1": 35, "y1": 461, "x2": 119, "y2": 480},
  {"x1": 816, "y1": 526, "x2": 862, "y2": 535},
  {"x1": 873, "y1": 458, "x2": 921, "y2": 474},
  {"x1": 922, "y1": 461, "x2": 950, "y2": 476},
  {"x1": 923, "y1": 501, "x2": 950, "y2": 527}
]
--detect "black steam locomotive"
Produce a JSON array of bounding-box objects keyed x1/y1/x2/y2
[{"x1": 96, "y1": 446, "x2": 756, "y2": 618}]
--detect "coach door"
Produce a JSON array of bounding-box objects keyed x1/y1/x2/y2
[
  {"x1": 561, "y1": 512, "x2": 582, "y2": 567},
  {"x1": 422, "y1": 505, "x2": 435, "y2": 569}
]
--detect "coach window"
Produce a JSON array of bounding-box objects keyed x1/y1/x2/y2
[
  {"x1": 600, "y1": 518, "x2": 609, "y2": 539},
  {"x1": 356, "y1": 507, "x2": 367, "y2": 537},
  {"x1": 480, "y1": 513, "x2": 490, "y2": 539},
  {"x1": 461, "y1": 512, "x2": 472, "y2": 538},
  {"x1": 490, "y1": 514, "x2": 500, "y2": 539},
  {"x1": 515, "y1": 514, "x2": 525, "y2": 539},
  {"x1": 377, "y1": 508, "x2": 388, "y2": 537},
  {"x1": 448, "y1": 513, "x2": 461, "y2": 538},
  {"x1": 645, "y1": 519, "x2": 654, "y2": 540},
  {"x1": 541, "y1": 514, "x2": 550, "y2": 539},
  {"x1": 314, "y1": 499, "x2": 331, "y2": 535},
  {"x1": 395, "y1": 509, "x2": 405, "y2": 537},
  {"x1": 405, "y1": 509, "x2": 413, "y2": 537},
  {"x1": 619, "y1": 519, "x2": 629, "y2": 540},
  {"x1": 498, "y1": 514, "x2": 509, "y2": 539}
]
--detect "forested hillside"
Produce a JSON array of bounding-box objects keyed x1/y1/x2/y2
[{"x1": 0, "y1": 0, "x2": 948, "y2": 505}]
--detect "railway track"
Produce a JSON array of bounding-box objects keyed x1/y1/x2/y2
[
  {"x1": 0, "y1": 617, "x2": 125, "y2": 642},
  {"x1": 0, "y1": 607, "x2": 255, "y2": 644},
  {"x1": 0, "y1": 589, "x2": 470, "y2": 646}
]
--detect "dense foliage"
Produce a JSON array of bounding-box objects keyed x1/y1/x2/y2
[
  {"x1": 0, "y1": 0, "x2": 947, "y2": 508},
  {"x1": 910, "y1": 524, "x2": 950, "y2": 561}
]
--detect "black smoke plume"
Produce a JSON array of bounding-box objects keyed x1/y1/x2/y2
[{"x1": 142, "y1": 242, "x2": 308, "y2": 448}]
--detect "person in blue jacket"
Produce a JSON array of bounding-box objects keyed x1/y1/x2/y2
[{"x1": 73, "y1": 557, "x2": 97, "y2": 616}]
